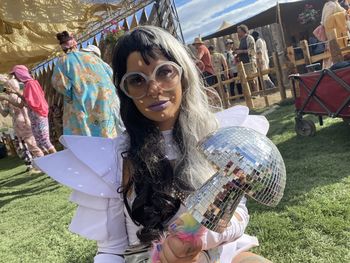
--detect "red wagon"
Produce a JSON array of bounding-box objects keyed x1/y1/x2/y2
[{"x1": 290, "y1": 67, "x2": 350, "y2": 136}]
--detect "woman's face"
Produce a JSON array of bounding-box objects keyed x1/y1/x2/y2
[{"x1": 124, "y1": 51, "x2": 183, "y2": 131}]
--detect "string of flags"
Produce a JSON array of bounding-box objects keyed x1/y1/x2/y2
[{"x1": 32, "y1": 3, "x2": 153, "y2": 78}]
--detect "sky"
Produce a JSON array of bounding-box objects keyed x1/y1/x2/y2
[{"x1": 174, "y1": 0, "x2": 303, "y2": 43}]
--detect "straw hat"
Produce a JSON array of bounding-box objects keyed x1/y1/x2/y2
[{"x1": 193, "y1": 37, "x2": 204, "y2": 45}]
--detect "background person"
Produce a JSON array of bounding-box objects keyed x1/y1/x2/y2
[
  {"x1": 192, "y1": 37, "x2": 217, "y2": 86},
  {"x1": 0, "y1": 76, "x2": 44, "y2": 171},
  {"x1": 224, "y1": 39, "x2": 243, "y2": 98},
  {"x1": 236, "y1": 24, "x2": 259, "y2": 93},
  {"x1": 252, "y1": 31, "x2": 276, "y2": 90},
  {"x1": 52, "y1": 31, "x2": 123, "y2": 137},
  {"x1": 6, "y1": 65, "x2": 56, "y2": 154},
  {"x1": 321, "y1": 0, "x2": 348, "y2": 67}
]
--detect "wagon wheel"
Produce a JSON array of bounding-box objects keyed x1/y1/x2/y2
[
  {"x1": 295, "y1": 119, "x2": 316, "y2": 137},
  {"x1": 342, "y1": 118, "x2": 350, "y2": 125}
]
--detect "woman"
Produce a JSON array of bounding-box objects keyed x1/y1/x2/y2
[
  {"x1": 6, "y1": 65, "x2": 56, "y2": 154},
  {"x1": 322, "y1": 0, "x2": 348, "y2": 45},
  {"x1": 321, "y1": 0, "x2": 348, "y2": 67},
  {"x1": 0, "y1": 76, "x2": 44, "y2": 163},
  {"x1": 35, "y1": 26, "x2": 271, "y2": 263},
  {"x1": 52, "y1": 31, "x2": 123, "y2": 138}
]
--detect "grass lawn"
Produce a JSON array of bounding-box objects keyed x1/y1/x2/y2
[{"x1": 1, "y1": 103, "x2": 349, "y2": 263}]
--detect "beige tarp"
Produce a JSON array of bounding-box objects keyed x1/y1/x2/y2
[{"x1": 0, "y1": 0, "x2": 123, "y2": 73}]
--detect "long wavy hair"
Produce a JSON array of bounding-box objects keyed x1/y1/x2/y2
[{"x1": 112, "y1": 26, "x2": 219, "y2": 244}]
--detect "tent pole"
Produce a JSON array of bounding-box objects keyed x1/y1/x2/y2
[{"x1": 276, "y1": 0, "x2": 286, "y2": 49}]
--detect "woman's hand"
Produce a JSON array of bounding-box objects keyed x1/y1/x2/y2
[{"x1": 156, "y1": 218, "x2": 203, "y2": 263}]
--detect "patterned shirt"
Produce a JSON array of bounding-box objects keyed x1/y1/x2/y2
[{"x1": 52, "y1": 51, "x2": 123, "y2": 138}]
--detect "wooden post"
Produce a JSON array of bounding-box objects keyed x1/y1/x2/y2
[
  {"x1": 300, "y1": 40, "x2": 312, "y2": 65},
  {"x1": 257, "y1": 66, "x2": 270, "y2": 107},
  {"x1": 329, "y1": 29, "x2": 344, "y2": 64},
  {"x1": 286, "y1": 46, "x2": 298, "y2": 74},
  {"x1": 276, "y1": 0, "x2": 287, "y2": 49},
  {"x1": 272, "y1": 52, "x2": 287, "y2": 100},
  {"x1": 237, "y1": 62, "x2": 254, "y2": 109},
  {"x1": 216, "y1": 73, "x2": 229, "y2": 109}
]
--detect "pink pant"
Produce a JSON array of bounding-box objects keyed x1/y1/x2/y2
[{"x1": 23, "y1": 135, "x2": 44, "y2": 158}]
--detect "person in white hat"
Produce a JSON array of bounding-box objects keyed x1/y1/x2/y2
[{"x1": 81, "y1": 44, "x2": 102, "y2": 57}]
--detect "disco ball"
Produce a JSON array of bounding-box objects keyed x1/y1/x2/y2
[{"x1": 185, "y1": 126, "x2": 286, "y2": 233}]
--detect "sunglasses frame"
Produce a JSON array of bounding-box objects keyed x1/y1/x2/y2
[{"x1": 119, "y1": 61, "x2": 183, "y2": 99}]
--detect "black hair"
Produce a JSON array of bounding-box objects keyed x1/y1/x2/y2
[
  {"x1": 56, "y1": 31, "x2": 72, "y2": 44},
  {"x1": 112, "y1": 28, "x2": 193, "y2": 244},
  {"x1": 252, "y1": 31, "x2": 260, "y2": 41}
]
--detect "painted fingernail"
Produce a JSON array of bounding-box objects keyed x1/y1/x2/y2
[
  {"x1": 156, "y1": 244, "x2": 162, "y2": 252},
  {"x1": 169, "y1": 223, "x2": 177, "y2": 230}
]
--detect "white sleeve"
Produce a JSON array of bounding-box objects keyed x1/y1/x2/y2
[
  {"x1": 69, "y1": 191, "x2": 128, "y2": 263},
  {"x1": 33, "y1": 135, "x2": 129, "y2": 263},
  {"x1": 216, "y1": 105, "x2": 269, "y2": 135},
  {"x1": 201, "y1": 197, "x2": 249, "y2": 250}
]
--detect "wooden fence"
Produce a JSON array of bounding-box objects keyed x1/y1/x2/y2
[{"x1": 209, "y1": 28, "x2": 350, "y2": 110}]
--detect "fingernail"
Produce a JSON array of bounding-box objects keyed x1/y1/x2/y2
[
  {"x1": 169, "y1": 223, "x2": 177, "y2": 230},
  {"x1": 156, "y1": 244, "x2": 162, "y2": 252}
]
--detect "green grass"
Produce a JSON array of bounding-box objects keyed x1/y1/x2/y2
[
  {"x1": 247, "y1": 105, "x2": 350, "y2": 262},
  {"x1": 0, "y1": 104, "x2": 349, "y2": 263},
  {"x1": 0, "y1": 158, "x2": 95, "y2": 263}
]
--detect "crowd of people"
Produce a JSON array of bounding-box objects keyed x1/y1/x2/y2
[
  {"x1": 0, "y1": 31, "x2": 123, "y2": 171},
  {"x1": 191, "y1": 24, "x2": 275, "y2": 101},
  {"x1": 0, "y1": 21, "x2": 281, "y2": 263}
]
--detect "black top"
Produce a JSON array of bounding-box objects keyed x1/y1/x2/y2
[{"x1": 238, "y1": 36, "x2": 250, "y2": 64}]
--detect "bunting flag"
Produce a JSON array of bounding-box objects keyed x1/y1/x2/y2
[
  {"x1": 49, "y1": 61, "x2": 53, "y2": 71},
  {"x1": 44, "y1": 63, "x2": 49, "y2": 73},
  {"x1": 139, "y1": 8, "x2": 148, "y2": 25},
  {"x1": 123, "y1": 18, "x2": 130, "y2": 31},
  {"x1": 130, "y1": 14, "x2": 139, "y2": 29}
]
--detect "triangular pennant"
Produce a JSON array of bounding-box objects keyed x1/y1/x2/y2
[
  {"x1": 95, "y1": 33, "x2": 102, "y2": 46},
  {"x1": 81, "y1": 41, "x2": 88, "y2": 48},
  {"x1": 139, "y1": 8, "x2": 148, "y2": 25},
  {"x1": 87, "y1": 37, "x2": 94, "y2": 45},
  {"x1": 123, "y1": 18, "x2": 129, "y2": 31},
  {"x1": 44, "y1": 63, "x2": 48, "y2": 73},
  {"x1": 48, "y1": 61, "x2": 53, "y2": 71},
  {"x1": 148, "y1": 4, "x2": 159, "y2": 26},
  {"x1": 130, "y1": 14, "x2": 138, "y2": 29}
]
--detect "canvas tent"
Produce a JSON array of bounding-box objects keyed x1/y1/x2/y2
[
  {"x1": 0, "y1": 0, "x2": 183, "y2": 73},
  {"x1": 202, "y1": 0, "x2": 323, "y2": 47}
]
